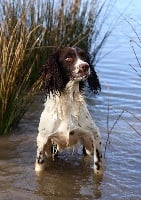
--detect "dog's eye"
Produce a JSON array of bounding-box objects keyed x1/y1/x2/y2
[{"x1": 65, "y1": 57, "x2": 73, "y2": 62}]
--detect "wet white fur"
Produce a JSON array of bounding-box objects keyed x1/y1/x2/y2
[{"x1": 35, "y1": 81, "x2": 103, "y2": 174}]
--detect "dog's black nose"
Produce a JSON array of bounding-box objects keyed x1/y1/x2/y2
[{"x1": 79, "y1": 63, "x2": 89, "y2": 73}]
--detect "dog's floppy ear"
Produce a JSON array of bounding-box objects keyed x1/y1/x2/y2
[
  {"x1": 88, "y1": 65, "x2": 101, "y2": 94},
  {"x1": 41, "y1": 51, "x2": 64, "y2": 96},
  {"x1": 87, "y1": 54, "x2": 101, "y2": 94}
]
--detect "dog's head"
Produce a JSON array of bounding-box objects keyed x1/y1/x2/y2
[{"x1": 41, "y1": 47, "x2": 101, "y2": 95}]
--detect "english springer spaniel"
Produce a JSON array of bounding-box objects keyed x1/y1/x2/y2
[{"x1": 35, "y1": 47, "x2": 103, "y2": 175}]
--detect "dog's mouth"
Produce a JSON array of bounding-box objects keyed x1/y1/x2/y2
[
  {"x1": 71, "y1": 74, "x2": 87, "y2": 82},
  {"x1": 72, "y1": 70, "x2": 90, "y2": 81},
  {"x1": 79, "y1": 73, "x2": 89, "y2": 80}
]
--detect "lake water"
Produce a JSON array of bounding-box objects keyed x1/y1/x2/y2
[{"x1": 0, "y1": 0, "x2": 141, "y2": 199}]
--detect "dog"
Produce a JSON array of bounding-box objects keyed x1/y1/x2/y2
[{"x1": 35, "y1": 47, "x2": 103, "y2": 175}]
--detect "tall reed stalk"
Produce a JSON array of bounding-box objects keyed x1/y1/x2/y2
[{"x1": 0, "y1": 0, "x2": 109, "y2": 134}]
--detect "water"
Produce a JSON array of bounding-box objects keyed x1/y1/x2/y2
[{"x1": 1, "y1": 0, "x2": 141, "y2": 199}]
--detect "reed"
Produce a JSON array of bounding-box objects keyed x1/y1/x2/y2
[
  {"x1": 0, "y1": 0, "x2": 109, "y2": 134},
  {"x1": 0, "y1": 20, "x2": 42, "y2": 134},
  {"x1": 127, "y1": 20, "x2": 141, "y2": 136}
]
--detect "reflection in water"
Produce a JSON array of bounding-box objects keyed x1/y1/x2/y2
[{"x1": 35, "y1": 156, "x2": 103, "y2": 199}]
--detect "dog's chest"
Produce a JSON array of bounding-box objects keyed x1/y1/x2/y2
[
  {"x1": 41, "y1": 93, "x2": 89, "y2": 133},
  {"x1": 50, "y1": 94, "x2": 82, "y2": 120},
  {"x1": 39, "y1": 86, "x2": 93, "y2": 134}
]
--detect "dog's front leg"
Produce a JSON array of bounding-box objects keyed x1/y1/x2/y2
[
  {"x1": 80, "y1": 128, "x2": 103, "y2": 175},
  {"x1": 93, "y1": 135, "x2": 103, "y2": 175},
  {"x1": 36, "y1": 144, "x2": 46, "y2": 163},
  {"x1": 35, "y1": 133, "x2": 47, "y2": 172}
]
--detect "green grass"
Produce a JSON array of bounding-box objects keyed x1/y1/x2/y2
[{"x1": 0, "y1": 0, "x2": 109, "y2": 134}]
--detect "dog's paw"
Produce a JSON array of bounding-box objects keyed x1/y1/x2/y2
[
  {"x1": 94, "y1": 161, "x2": 103, "y2": 176},
  {"x1": 35, "y1": 151, "x2": 46, "y2": 172},
  {"x1": 36, "y1": 151, "x2": 45, "y2": 164},
  {"x1": 36, "y1": 157, "x2": 44, "y2": 165},
  {"x1": 35, "y1": 158, "x2": 46, "y2": 172}
]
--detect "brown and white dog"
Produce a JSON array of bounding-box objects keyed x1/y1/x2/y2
[{"x1": 35, "y1": 47, "x2": 103, "y2": 175}]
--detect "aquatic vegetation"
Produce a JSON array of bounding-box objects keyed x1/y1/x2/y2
[
  {"x1": 0, "y1": 21, "x2": 42, "y2": 134},
  {"x1": 0, "y1": 0, "x2": 109, "y2": 134}
]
